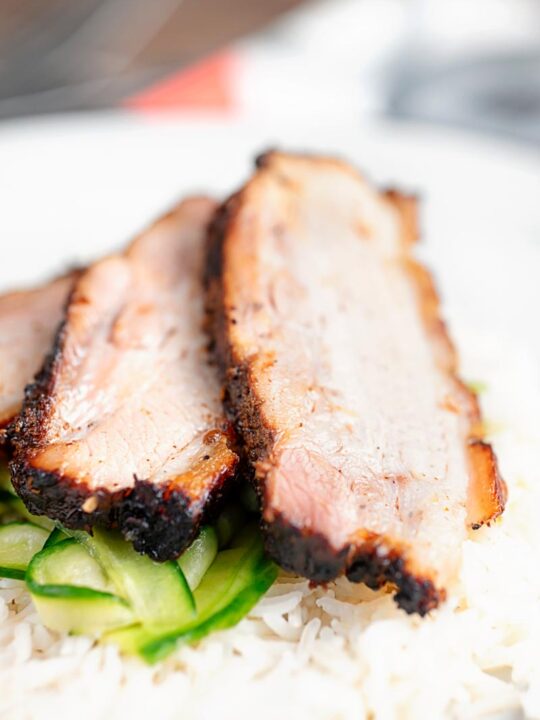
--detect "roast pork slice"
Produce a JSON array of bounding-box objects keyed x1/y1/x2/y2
[
  {"x1": 11, "y1": 198, "x2": 238, "y2": 560},
  {"x1": 207, "y1": 152, "x2": 506, "y2": 614},
  {"x1": 0, "y1": 274, "x2": 75, "y2": 446}
]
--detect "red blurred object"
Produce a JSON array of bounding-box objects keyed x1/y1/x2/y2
[{"x1": 124, "y1": 51, "x2": 237, "y2": 113}]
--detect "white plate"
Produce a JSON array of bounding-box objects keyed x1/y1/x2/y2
[{"x1": 1, "y1": 112, "x2": 539, "y2": 364}]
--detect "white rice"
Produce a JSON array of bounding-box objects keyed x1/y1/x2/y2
[{"x1": 1, "y1": 322, "x2": 539, "y2": 720}]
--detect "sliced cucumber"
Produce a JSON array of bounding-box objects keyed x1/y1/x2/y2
[
  {"x1": 0, "y1": 522, "x2": 49, "y2": 579},
  {"x1": 141, "y1": 531, "x2": 277, "y2": 663},
  {"x1": 68, "y1": 528, "x2": 195, "y2": 628},
  {"x1": 27, "y1": 539, "x2": 134, "y2": 634},
  {"x1": 107, "y1": 524, "x2": 278, "y2": 663},
  {"x1": 144, "y1": 555, "x2": 278, "y2": 663},
  {"x1": 0, "y1": 500, "x2": 277, "y2": 658},
  {"x1": 29, "y1": 539, "x2": 113, "y2": 590},
  {"x1": 216, "y1": 504, "x2": 246, "y2": 547},
  {"x1": 44, "y1": 527, "x2": 70, "y2": 548},
  {"x1": 178, "y1": 526, "x2": 218, "y2": 591},
  {"x1": 0, "y1": 493, "x2": 54, "y2": 531},
  {"x1": 189, "y1": 525, "x2": 271, "y2": 622},
  {"x1": 12, "y1": 501, "x2": 54, "y2": 531}
]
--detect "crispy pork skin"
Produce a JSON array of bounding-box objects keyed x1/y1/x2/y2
[
  {"x1": 11, "y1": 198, "x2": 238, "y2": 560},
  {"x1": 207, "y1": 152, "x2": 506, "y2": 614},
  {"x1": 0, "y1": 274, "x2": 75, "y2": 447}
]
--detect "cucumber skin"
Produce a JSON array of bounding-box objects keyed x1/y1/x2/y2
[
  {"x1": 0, "y1": 567, "x2": 26, "y2": 580},
  {"x1": 31, "y1": 593, "x2": 135, "y2": 636},
  {"x1": 27, "y1": 539, "x2": 129, "y2": 602},
  {"x1": 27, "y1": 580, "x2": 131, "y2": 602},
  {"x1": 140, "y1": 559, "x2": 278, "y2": 664},
  {"x1": 103, "y1": 558, "x2": 278, "y2": 662},
  {"x1": 0, "y1": 522, "x2": 49, "y2": 578},
  {"x1": 110, "y1": 531, "x2": 278, "y2": 664},
  {"x1": 74, "y1": 528, "x2": 196, "y2": 626},
  {"x1": 43, "y1": 528, "x2": 69, "y2": 548},
  {"x1": 178, "y1": 526, "x2": 218, "y2": 590},
  {"x1": 0, "y1": 499, "x2": 277, "y2": 658},
  {"x1": 0, "y1": 492, "x2": 55, "y2": 531},
  {"x1": 27, "y1": 539, "x2": 135, "y2": 634}
]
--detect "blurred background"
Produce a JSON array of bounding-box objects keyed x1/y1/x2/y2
[{"x1": 1, "y1": 0, "x2": 539, "y2": 143}]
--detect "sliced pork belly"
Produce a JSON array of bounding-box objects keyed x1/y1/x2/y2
[
  {"x1": 0, "y1": 274, "x2": 75, "y2": 446},
  {"x1": 11, "y1": 198, "x2": 238, "y2": 560},
  {"x1": 207, "y1": 152, "x2": 506, "y2": 614}
]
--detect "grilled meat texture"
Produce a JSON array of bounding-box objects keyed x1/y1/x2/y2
[
  {"x1": 0, "y1": 274, "x2": 75, "y2": 449},
  {"x1": 207, "y1": 151, "x2": 506, "y2": 614},
  {"x1": 11, "y1": 198, "x2": 238, "y2": 560}
]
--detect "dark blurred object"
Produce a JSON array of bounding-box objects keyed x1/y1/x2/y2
[
  {"x1": 0, "y1": 0, "x2": 304, "y2": 118},
  {"x1": 388, "y1": 52, "x2": 540, "y2": 144},
  {"x1": 385, "y1": 0, "x2": 540, "y2": 144}
]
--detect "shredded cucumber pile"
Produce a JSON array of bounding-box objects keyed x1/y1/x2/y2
[{"x1": 0, "y1": 464, "x2": 277, "y2": 663}]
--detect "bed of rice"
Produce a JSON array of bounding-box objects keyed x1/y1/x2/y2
[{"x1": 0, "y1": 322, "x2": 539, "y2": 719}]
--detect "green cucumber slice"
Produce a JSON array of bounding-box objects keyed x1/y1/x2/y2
[
  {"x1": 27, "y1": 539, "x2": 134, "y2": 634},
  {"x1": 189, "y1": 526, "x2": 271, "y2": 622},
  {"x1": 68, "y1": 528, "x2": 195, "y2": 628},
  {"x1": 29, "y1": 539, "x2": 113, "y2": 591},
  {"x1": 13, "y1": 501, "x2": 54, "y2": 531},
  {"x1": 107, "y1": 525, "x2": 278, "y2": 663},
  {"x1": 142, "y1": 556, "x2": 277, "y2": 663},
  {"x1": 44, "y1": 527, "x2": 69, "y2": 548},
  {"x1": 216, "y1": 504, "x2": 246, "y2": 548},
  {"x1": 178, "y1": 526, "x2": 218, "y2": 591},
  {"x1": 0, "y1": 522, "x2": 49, "y2": 579}
]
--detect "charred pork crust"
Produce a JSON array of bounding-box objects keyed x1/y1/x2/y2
[
  {"x1": 207, "y1": 198, "x2": 276, "y2": 470},
  {"x1": 263, "y1": 507, "x2": 442, "y2": 616},
  {"x1": 10, "y1": 453, "x2": 237, "y2": 559},
  {"x1": 119, "y1": 426, "x2": 239, "y2": 561},
  {"x1": 120, "y1": 465, "x2": 238, "y2": 562},
  {"x1": 119, "y1": 482, "x2": 195, "y2": 561},
  {"x1": 262, "y1": 514, "x2": 349, "y2": 582},
  {"x1": 207, "y1": 196, "x2": 263, "y2": 460},
  {"x1": 6, "y1": 281, "x2": 118, "y2": 528},
  {"x1": 9, "y1": 314, "x2": 68, "y2": 450},
  {"x1": 264, "y1": 515, "x2": 441, "y2": 616},
  {"x1": 9, "y1": 460, "x2": 119, "y2": 529},
  {"x1": 10, "y1": 199, "x2": 239, "y2": 560},
  {"x1": 10, "y1": 308, "x2": 239, "y2": 553},
  {"x1": 346, "y1": 549, "x2": 442, "y2": 617},
  {"x1": 9, "y1": 317, "x2": 120, "y2": 529},
  {"x1": 206, "y1": 151, "x2": 506, "y2": 615}
]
